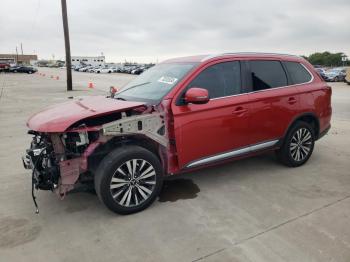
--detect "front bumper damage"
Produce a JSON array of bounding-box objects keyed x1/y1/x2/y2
[
  {"x1": 22, "y1": 132, "x2": 101, "y2": 213},
  {"x1": 23, "y1": 111, "x2": 169, "y2": 213}
]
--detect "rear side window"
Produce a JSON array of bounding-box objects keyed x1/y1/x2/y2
[
  {"x1": 249, "y1": 60, "x2": 287, "y2": 91},
  {"x1": 186, "y1": 61, "x2": 241, "y2": 99},
  {"x1": 284, "y1": 61, "x2": 312, "y2": 84}
]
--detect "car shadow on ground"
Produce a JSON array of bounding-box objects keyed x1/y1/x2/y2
[{"x1": 58, "y1": 152, "x2": 282, "y2": 216}]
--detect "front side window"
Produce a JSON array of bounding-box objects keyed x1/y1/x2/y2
[
  {"x1": 284, "y1": 61, "x2": 312, "y2": 84},
  {"x1": 115, "y1": 63, "x2": 196, "y2": 103},
  {"x1": 186, "y1": 61, "x2": 241, "y2": 99},
  {"x1": 250, "y1": 60, "x2": 287, "y2": 91}
]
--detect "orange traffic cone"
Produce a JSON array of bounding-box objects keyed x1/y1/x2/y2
[{"x1": 88, "y1": 82, "x2": 94, "y2": 88}]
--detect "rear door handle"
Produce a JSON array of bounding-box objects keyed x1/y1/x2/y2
[
  {"x1": 233, "y1": 106, "x2": 248, "y2": 115},
  {"x1": 287, "y1": 97, "x2": 297, "y2": 105}
]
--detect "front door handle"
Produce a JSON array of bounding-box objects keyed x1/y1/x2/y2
[{"x1": 233, "y1": 106, "x2": 248, "y2": 116}]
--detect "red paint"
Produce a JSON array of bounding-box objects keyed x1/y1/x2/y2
[
  {"x1": 184, "y1": 87, "x2": 209, "y2": 104},
  {"x1": 80, "y1": 141, "x2": 103, "y2": 171},
  {"x1": 171, "y1": 94, "x2": 251, "y2": 168},
  {"x1": 27, "y1": 96, "x2": 145, "y2": 132},
  {"x1": 166, "y1": 53, "x2": 331, "y2": 171},
  {"x1": 27, "y1": 53, "x2": 331, "y2": 177}
]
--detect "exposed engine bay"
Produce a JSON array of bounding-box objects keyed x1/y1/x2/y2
[{"x1": 22, "y1": 100, "x2": 170, "y2": 213}]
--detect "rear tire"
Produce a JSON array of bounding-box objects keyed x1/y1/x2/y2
[
  {"x1": 276, "y1": 121, "x2": 315, "y2": 167},
  {"x1": 94, "y1": 145, "x2": 163, "y2": 214}
]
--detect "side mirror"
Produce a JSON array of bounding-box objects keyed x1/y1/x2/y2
[{"x1": 184, "y1": 87, "x2": 209, "y2": 104}]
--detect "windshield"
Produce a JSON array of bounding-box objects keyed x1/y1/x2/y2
[{"x1": 115, "y1": 63, "x2": 197, "y2": 103}]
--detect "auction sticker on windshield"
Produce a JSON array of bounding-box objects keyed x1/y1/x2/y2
[{"x1": 158, "y1": 76, "x2": 178, "y2": 85}]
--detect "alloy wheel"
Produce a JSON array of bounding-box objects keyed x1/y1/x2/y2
[
  {"x1": 109, "y1": 159, "x2": 156, "y2": 207},
  {"x1": 290, "y1": 128, "x2": 313, "y2": 162}
]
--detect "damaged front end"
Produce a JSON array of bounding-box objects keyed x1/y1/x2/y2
[
  {"x1": 22, "y1": 129, "x2": 101, "y2": 212},
  {"x1": 22, "y1": 97, "x2": 170, "y2": 213}
]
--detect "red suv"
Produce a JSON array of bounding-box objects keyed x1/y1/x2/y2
[{"x1": 23, "y1": 53, "x2": 332, "y2": 214}]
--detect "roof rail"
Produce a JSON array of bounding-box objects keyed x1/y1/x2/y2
[{"x1": 201, "y1": 52, "x2": 301, "y2": 62}]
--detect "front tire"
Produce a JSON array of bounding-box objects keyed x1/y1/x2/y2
[
  {"x1": 276, "y1": 121, "x2": 315, "y2": 167},
  {"x1": 94, "y1": 145, "x2": 163, "y2": 214}
]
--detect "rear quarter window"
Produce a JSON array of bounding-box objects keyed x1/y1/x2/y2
[{"x1": 284, "y1": 61, "x2": 312, "y2": 84}]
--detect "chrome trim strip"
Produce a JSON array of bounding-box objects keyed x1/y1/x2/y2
[
  {"x1": 249, "y1": 140, "x2": 278, "y2": 151},
  {"x1": 299, "y1": 63, "x2": 314, "y2": 84},
  {"x1": 186, "y1": 139, "x2": 279, "y2": 168},
  {"x1": 210, "y1": 93, "x2": 245, "y2": 101}
]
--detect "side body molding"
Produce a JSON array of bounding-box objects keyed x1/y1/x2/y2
[{"x1": 186, "y1": 140, "x2": 279, "y2": 168}]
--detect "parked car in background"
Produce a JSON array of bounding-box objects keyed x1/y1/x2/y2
[
  {"x1": 74, "y1": 65, "x2": 86, "y2": 71},
  {"x1": 23, "y1": 53, "x2": 331, "y2": 214},
  {"x1": 0, "y1": 63, "x2": 11, "y2": 72},
  {"x1": 315, "y1": 68, "x2": 327, "y2": 81},
  {"x1": 81, "y1": 66, "x2": 95, "y2": 72},
  {"x1": 111, "y1": 66, "x2": 120, "y2": 73},
  {"x1": 9, "y1": 66, "x2": 37, "y2": 74},
  {"x1": 93, "y1": 67, "x2": 102, "y2": 73},
  {"x1": 345, "y1": 68, "x2": 350, "y2": 85},
  {"x1": 87, "y1": 66, "x2": 98, "y2": 73},
  {"x1": 95, "y1": 67, "x2": 114, "y2": 74},
  {"x1": 324, "y1": 68, "x2": 346, "y2": 82}
]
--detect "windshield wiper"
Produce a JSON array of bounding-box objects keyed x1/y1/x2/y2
[
  {"x1": 115, "y1": 97, "x2": 126, "y2": 101},
  {"x1": 114, "y1": 82, "x2": 151, "y2": 101},
  {"x1": 124, "y1": 81, "x2": 151, "y2": 90}
]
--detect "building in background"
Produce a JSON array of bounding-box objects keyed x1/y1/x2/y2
[
  {"x1": 0, "y1": 54, "x2": 38, "y2": 65},
  {"x1": 71, "y1": 56, "x2": 105, "y2": 67}
]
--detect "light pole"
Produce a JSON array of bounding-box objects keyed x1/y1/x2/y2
[
  {"x1": 61, "y1": 0, "x2": 73, "y2": 91},
  {"x1": 15, "y1": 46, "x2": 19, "y2": 64},
  {"x1": 341, "y1": 54, "x2": 348, "y2": 67}
]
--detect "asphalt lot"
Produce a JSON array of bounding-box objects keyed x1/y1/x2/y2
[
  {"x1": 38, "y1": 67, "x2": 136, "y2": 92},
  {"x1": 0, "y1": 68, "x2": 350, "y2": 262}
]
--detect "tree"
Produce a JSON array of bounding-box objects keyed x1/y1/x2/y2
[{"x1": 303, "y1": 51, "x2": 349, "y2": 67}]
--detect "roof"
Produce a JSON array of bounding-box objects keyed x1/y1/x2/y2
[{"x1": 162, "y1": 52, "x2": 302, "y2": 64}]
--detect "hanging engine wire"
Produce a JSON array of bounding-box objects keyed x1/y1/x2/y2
[{"x1": 31, "y1": 148, "x2": 46, "y2": 214}]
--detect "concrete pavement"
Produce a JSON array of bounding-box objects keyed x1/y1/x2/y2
[{"x1": 0, "y1": 70, "x2": 349, "y2": 262}]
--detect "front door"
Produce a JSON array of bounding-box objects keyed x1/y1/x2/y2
[{"x1": 171, "y1": 61, "x2": 251, "y2": 169}]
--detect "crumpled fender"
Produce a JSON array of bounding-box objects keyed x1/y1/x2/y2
[{"x1": 27, "y1": 96, "x2": 146, "y2": 132}]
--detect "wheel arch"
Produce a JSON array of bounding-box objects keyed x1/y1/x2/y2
[
  {"x1": 88, "y1": 136, "x2": 162, "y2": 174},
  {"x1": 284, "y1": 112, "x2": 320, "y2": 140}
]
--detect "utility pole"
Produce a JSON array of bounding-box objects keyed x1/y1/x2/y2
[
  {"x1": 21, "y1": 43, "x2": 23, "y2": 55},
  {"x1": 61, "y1": 0, "x2": 72, "y2": 91},
  {"x1": 15, "y1": 46, "x2": 19, "y2": 64}
]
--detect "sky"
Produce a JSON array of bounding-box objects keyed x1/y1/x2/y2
[{"x1": 1, "y1": 0, "x2": 349, "y2": 63}]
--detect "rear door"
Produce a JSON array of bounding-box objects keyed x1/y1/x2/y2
[
  {"x1": 172, "y1": 61, "x2": 251, "y2": 169},
  {"x1": 246, "y1": 59, "x2": 300, "y2": 145}
]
